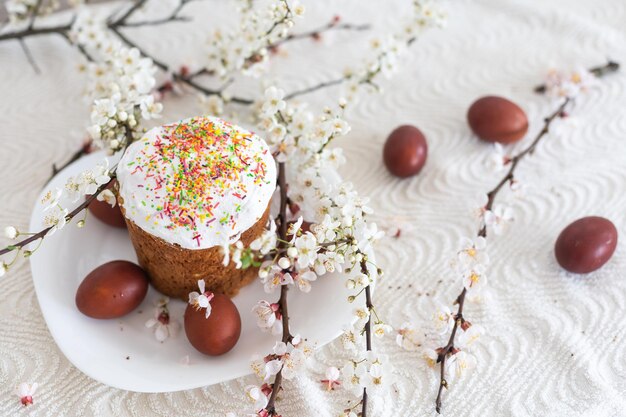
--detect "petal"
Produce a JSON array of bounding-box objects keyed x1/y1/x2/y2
[{"x1": 155, "y1": 325, "x2": 169, "y2": 342}]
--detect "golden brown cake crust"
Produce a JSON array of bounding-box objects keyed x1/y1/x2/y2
[{"x1": 122, "y1": 204, "x2": 269, "y2": 300}]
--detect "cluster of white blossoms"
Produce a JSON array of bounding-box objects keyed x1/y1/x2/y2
[
  {"x1": 70, "y1": 14, "x2": 162, "y2": 153},
  {"x1": 4, "y1": 0, "x2": 61, "y2": 24},
  {"x1": 43, "y1": 159, "x2": 112, "y2": 234},
  {"x1": 342, "y1": 351, "x2": 391, "y2": 397},
  {"x1": 421, "y1": 236, "x2": 488, "y2": 382},
  {"x1": 205, "y1": 0, "x2": 305, "y2": 79},
  {"x1": 543, "y1": 67, "x2": 597, "y2": 98},
  {"x1": 341, "y1": 0, "x2": 446, "y2": 102},
  {"x1": 0, "y1": 158, "x2": 112, "y2": 276}
]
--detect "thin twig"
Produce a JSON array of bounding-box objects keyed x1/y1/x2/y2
[
  {"x1": 18, "y1": 38, "x2": 41, "y2": 73},
  {"x1": 0, "y1": 23, "x2": 72, "y2": 42},
  {"x1": 284, "y1": 77, "x2": 345, "y2": 101},
  {"x1": 272, "y1": 20, "x2": 370, "y2": 48},
  {"x1": 0, "y1": 176, "x2": 115, "y2": 257},
  {"x1": 534, "y1": 61, "x2": 620, "y2": 93},
  {"x1": 119, "y1": 15, "x2": 190, "y2": 27},
  {"x1": 435, "y1": 97, "x2": 572, "y2": 413}
]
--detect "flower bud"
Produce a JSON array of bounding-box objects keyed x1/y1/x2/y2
[{"x1": 278, "y1": 257, "x2": 291, "y2": 269}]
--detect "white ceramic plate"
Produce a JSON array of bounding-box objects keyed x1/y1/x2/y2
[{"x1": 29, "y1": 151, "x2": 373, "y2": 393}]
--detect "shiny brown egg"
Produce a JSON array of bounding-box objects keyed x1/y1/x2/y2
[
  {"x1": 555, "y1": 216, "x2": 618, "y2": 274},
  {"x1": 87, "y1": 180, "x2": 127, "y2": 228},
  {"x1": 76, "y1": 260, "x2": 149, "y2": 319},
  {"x1": 383, "y1": 125, "x2": 428, "y2": 178},
  {"x1": 467, "y1": 96, "x2": 528, "y2": 144},
  {"x1": 184, "y1": 294, "x2": 241, "y2": 356}
]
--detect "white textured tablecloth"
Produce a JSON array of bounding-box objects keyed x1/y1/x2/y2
[{"x1": 1, "y1": 0, "x2": 626, "y2": 416}]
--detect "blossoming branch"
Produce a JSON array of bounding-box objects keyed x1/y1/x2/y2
[{"x1": 429, "y1": 61, "x2": 620, "y2": 414}]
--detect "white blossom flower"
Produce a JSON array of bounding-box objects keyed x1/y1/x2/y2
[
  {"x1": 260, "y1": 262, "x2": 294, "y2": 293},
  {"x1": 457, "y1": 236, "x2": 489, "y2": 268},
  {"x1": 486, "y1": 143, "x2": 509, "y2": 172},
  {"x1": 245, "y1": 385, "x2": 269, "y2": 411},
  {"x1": 80, "y1": 160, "x2": 111, "y2": 195},
  {"x1": 341, "y1": 360, "x2": 367, "y2": 397},
  {"x1": 188, "y1": 279, "x2": 214, "y2": 318},
  {"x1": 543, "y1": 67, "x2": 598, "y2": 98},
  {"x1": 4, "y1": 226, "x2": 18, "y2": 239},
  {"x1": 341, "y1": 326, "x2": 360, "y2": 351},
  {"x1": 433, "y1": 303, "x2": 455, "y2": 335},
  {"x1": 252, "y1": 300, "x2": 282, "y2": 336},
  {"x1": 140, "y1": 95, "x2": 163, "y2": 120},
  {"x1": 294, "y1": 269, "x2": 317, "y2": 292},
  {"x1": 91, "y1": 98, "x2": 117, "y2": 126},
  {"x1": 281, "y1": 344, "x2": 307, "y2": 379},
  {"x1": 287, "y1": 217, "x2": 303, "y2": 243},
  {"x1": 321, "y1": 366, "x2": 341, "y2": 391},
  {"x1": 97, "y1": 189, "x2": 117, "y2": 207},
  {"x1": 353, "y1": 307, "x2": 370, "y2": 330},
  {"x1": 373, "y1": 322, "x2": 393, "y2": 338},
  {"x1": 484, "y1": 204, "x2": 514, "y2": 235},
  {"x1": 199, "y1": 94, "x2": 224, "y2": 116},
  {"x1": 294, "y1": 233, "x2": 318, "y2": 269},
  {"x1": 395, "y1": 322, "x2": 422, "y2": 351},
  {"x1": 457, "y1": 324, "x2": 483, "y2": 350},
  {"x1": 250, "y1": 221, "x2": 277, "y2": 254},
  {"x1": 0, "y1": 262, "x2": 7, "y2": 277},
  {"x1": 462, "y1": 264, "x2": 488, "y2": 293},
  {"x1": 473, "y1": 193, "x2": 489, "y2": 222},
  {"x1": 447, "y1": 350, "x2": 477, "y2": 382},
  {"x1": 365, "y1": 363, "x2": 386, "y2": 391},
  {"x1": 263, "y1": 339, "x2": 309, "y2": 381},
  {"x1": 145, "y1": 298, "x2": 180, "y2": 342},
  {"x1": 43, "y1": 206, "x2": 68, "y2": 235},
  {"x1": 422, "y1": 348, "x2": 439, "y2": 368},
  {"x1": 15, "y1": 382, "x2": 38, "y2": 406},
  {"x1": 41, "y1": 188, "x2": 62, "y2": 211},
  {"x1": 261, "y1": 87, "x2": 286, "y2": 117}
]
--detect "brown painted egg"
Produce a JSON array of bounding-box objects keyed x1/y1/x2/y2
[
  {"x1": 184, "y1": 294, "x2": 241, "y2": 356},
  {"x1": 383, "y1": 125, "x2": 428, "y2": 178},
  {"x1": 555, "y1": 216, "x2": 618, "y2": 274},
  {"x1": 76, "y1": 261, "x2": 149, "y2": 319},
  {"x1": 467, "y1": 96, "x2": 528, "y2": 144},
  {"x1": 87, "y1": 180, "x2": 127, "y2": 228}
]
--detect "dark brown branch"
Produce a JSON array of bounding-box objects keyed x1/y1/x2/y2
[
  {"x1": 0, "y1": 23, "x2": 72, "y2": 42},
  {"x1": 265, "y1": 161, "x2": 291, "y2": 416},
  {"x1": 271, "y1": 20, "x2": 370, "y2": 48},
  {"x1": 284, "y1": 77, "x2": 344, "y2": 101},
  {"x1": 361, "y1": 259, "x2": 373, "y2": 417},
  {"x1": 0, "y1": 176, "x2": 115, "y2": 257},
  {"x1": 435, "y1": 94, "x2": 583, "y2": 413},
  {"x1": 534, "y1": 61, "x2": 620, "y2": 93},
  {"x1": 108, "y1": 25, "x2": 254, "y2": 105},
  {"x1": 120, "y1": 15, "x2": 190, "y2": 27}
]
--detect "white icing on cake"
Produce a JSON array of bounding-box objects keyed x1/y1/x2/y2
[{"x1": 117, "y1": 116, "x2": 276, "y2": 249}]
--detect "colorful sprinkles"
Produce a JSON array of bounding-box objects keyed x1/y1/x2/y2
[{"x1": 128, "y1": 117, "x2": 271, "y2": 247}]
